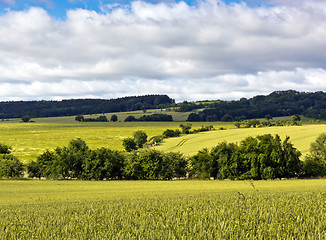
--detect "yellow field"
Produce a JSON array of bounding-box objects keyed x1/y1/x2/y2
[
  {"x1": 0, "y1": 114, "x2": 233, "y2": 163},
  {"x1": 0, "y1": 110, "x2": 323, "y2": 163},
  {"x1": 155, "y1": 124, "x2": 326, "y2": 157}
]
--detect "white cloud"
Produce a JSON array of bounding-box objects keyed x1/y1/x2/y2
[{"x1": 0, "y1": 0, "x2": 326, "y2": 101}]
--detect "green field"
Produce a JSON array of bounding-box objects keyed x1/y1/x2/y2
[
  {"x1": 0, "y1": 115, "x2": 233, "y2": 163},
  {"x1": 1, "y1": 179, "x2": 326, "y2": 239},
  {"x1": 155, "y1": 124, "x2": 326, "y2": 157},
  {"x1": 0, "y1": 112, "x2": 324, "y2": 163}
]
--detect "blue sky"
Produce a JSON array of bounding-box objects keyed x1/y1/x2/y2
[
  {"x1": 0, "y1": 0, "x2": 270, "y2": 19},
  {"x1": 0, "y1": 0, "x2": 326, "y2": 101}
]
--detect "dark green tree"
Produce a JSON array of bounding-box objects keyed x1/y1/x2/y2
[
  {"x1": 309, "y1": 133, "x2": 326, "y2": 161},
  {"x1": 0, "y1": 154, "x2": 23, "y2": 178},
  {"x1": 122, "y1": 138, "x2": 137, "y2": 152},
  {"x1": 303, "y1": 133, "x2": 326, "y2": 177},
  {"x1": 189, "y1": 148, "x2": 212, "y2": 179},
  {"x1": 180, "y1": 123, "x2": 192, "y2": 134},
  {"x1": 133, "y1": 130, "x2": 148, "y2": 148},
  {"x1": 265, "y1": 114, "x2": 273, "y2": 121},
  {"x1": 110, "y1": 114, "x2": 118, "y2": 122},
  {"x1": 125, "y1": 116, "x2": 137, "y2": 122},
  {"x1": 221, "y1": 114, "x2": 233, "y2": 122},
  {"x1": 26, "y1": 161, "x2": 42, "y2": 179},
  {"x1": 75, "y1": 115, "x2": 84, "y2": 122},
  {"x1": 21, "y1": 116, "x2": 31, "y2": 122},
  {"x1": 0, "y1": 143, "x2": 11, "y2": 154}
]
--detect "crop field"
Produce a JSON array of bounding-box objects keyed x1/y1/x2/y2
[
  {"x1": 0, "y1": 112, "x2": 324, "y2": 163},
  {"x1": 155, "y1": 124, "x2": 326, "y2": 157},
  {"x1": 1, "y1": 179, "x2": 326, "y2": 239},
  {"x1": 0, "y1": 115, "x2": 233, "y2": 163}
]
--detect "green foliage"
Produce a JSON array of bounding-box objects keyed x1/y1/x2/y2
[
  {"x1": 110, "y1": 114, "x2": 118, "y2": 122},
  {"x1": 265, "y1": 114, "x2": 273, "y2": 121},
  {"x1": 221, "y1": 114, "x2": 233, "y2": 122},
  {"x1": 75, "y1": 115, "x2": 84, "y2": 122},
  {"x1": 191, "y1": 125, "x2": 214, "y2": 133},
  {"x1": 303, "y1": 133, "x2": 326, "y2": 177},
  {"x1": 133, "y1": 130, "x2": 148, "y2": 148},
  {"x1": 189, "y1": 148, "x2": 212, "y2": 179},
  {"x1": 0, "y1": 154, "x2": 23, "y2": 178},
  {"x1": 188, "y1": 90, "x2": 326, "y2": 121},
  {"x1": 124, "y1": 116, "x2": 137, "y2": 122},
  {"x1": 124, "y1": 114, "x2": 173, "y2": 122},
  {"x1": 80, "y1": 115, "x2": 108, "y2": 122},
  {"x1": 26, "y1": 161, "x2": 42, "y2": 179},
  {"x1": 162, "y1": 129, "x2": 181, "y2": 138},
  {"x1": 148, "y1": 135, "x2": 164, "y2": 146},
  {"x1": 302, "y1": 156, "x2": 326, "y2": 177},
  {"x1": 21, "y1": 116, "x2": 31, "y2": 122},
  {"x1": 0, "y1": 143, "x2": 11, "y2": 154},
  {"x1": 309, "y1": 133, "x2": 326, "y2": 160},
  {"x1": 180, "y1": 123, "x2": 192, "y2": 134},
  {"x1": 124, "y1": 149, "x2": 187, "y2": 180},
  {"x1": 0, "y1": 95, "x2": 174, "y2": 119},
  {"x1": 82, "y1": 148, "x2": 125, "y2": 180},
  {"x1": 122, "y1": 138, "x2": 137, "y2": 152},
  {"x1": 190, "y1": 134, "x2": 302, "y2": 180}
]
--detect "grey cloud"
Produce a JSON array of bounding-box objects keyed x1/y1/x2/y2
[
  {"x1": 0, "y1": 1, "x2": 326, "y2": 101},
  {"x1": 0, "y1": 68, "x2": 325, "y2": 101}
]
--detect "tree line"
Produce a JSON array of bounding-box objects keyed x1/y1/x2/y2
[
  {"x1": 186, "y1": 90, "x2": 326, "y2": 121},
  {"x1": 0, "y1": 95, "x2": 174, "y2": 119},
  {"x1": 124, "y1": 114, "x2": 173, "y2": 122},
  {"x1": 2, "y1": 133, "x2": 326, "y2": 180}
]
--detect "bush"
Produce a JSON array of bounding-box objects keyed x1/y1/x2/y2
[
  {"x1": 302, "y1": 156, "x2": 326, "y2": 177},
  {"x1": 133, "y1": 130, "x2": 148, "y2": 148},
  {"x1": 21, "y1": 116, "x2": 31, "y2": 122},
  {"x1": 0, "y1": 154, "x2": 24, "y2": 178},
  {"x1": 0, "y1": 143, "x2": 11, "y2": 154},
  {"x1": 162, "y1": 129, "x2": 181, "y2": 138},
  {"x1": 110, "y1": 114, "x2": 118, "y2": 122},
  {"x1": 125, "y1": 116, "x2": 137, "y2": 122},
  {"x1": 122, "y1": 138, "x2": 137, "y2": 152}
]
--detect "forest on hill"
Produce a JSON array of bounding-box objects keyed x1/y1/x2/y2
[
  {"x1": 185, "y1": 90, "x2": 326, "y2": 121},
  {"x1": 1, "y1": 90, "x2": 326, "y2": 120},
  {"x1": 0, "y1": 95, "x2": 174, "y2": 119}
]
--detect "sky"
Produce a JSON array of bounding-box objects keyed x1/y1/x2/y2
[{"x1": 0, "y1": 0, "x2": 326, "y2": 102}]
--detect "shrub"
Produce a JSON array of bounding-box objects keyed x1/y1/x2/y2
[
  {"x1": 0, "y1": 143, "x2": 11, "y2": 154},
  {"x1": 122, "y1": 138, "x2": 137, "y2": 152},
  {"x1": 0, "y1": 154, "x2": 24, "y2": 178}
]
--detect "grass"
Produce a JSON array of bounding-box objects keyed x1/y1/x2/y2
[
  {"x1": 0, "y1": 110, "x2": 323, "y2": 162},
  {"x1": 155, "y1": 124, "x2": 326, "y2": 157},
  {"x1": 0, "y1": 115, "x2": 232, "y2": 163},
  {"x1": 1, "y1": 179, "x2": 326, "y2": 239}
]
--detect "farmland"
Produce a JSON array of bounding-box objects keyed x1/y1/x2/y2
[
  {"x1": 0, "y1": 113, "x2": 232, "y2": 163},
  {"x1": 155, "y1": 124, "x2": 326, "y2": 157},
  {"x1": 1, "y1": 179, "x2": 326, "y2": 239},
  {"x1": 0, "y1": 112, "x2": 324, "y2": 163}
]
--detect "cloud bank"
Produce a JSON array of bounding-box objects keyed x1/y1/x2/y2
[{"x1": 0, "y1": 0, "x2": 326, "y2": 101}]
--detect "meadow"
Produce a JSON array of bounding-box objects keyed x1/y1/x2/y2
[
  {"x1": 1, "y1": 179, "x2": 326, "y2": 239},
  {"x1": 0, "y1": 112, "x2": 232, "y2": 163},
  {"x1": 0, "y1": 113, "x2": 323, "y2": 163},
  {"x1": 155, "y1": 124, "x2": 326, "y2": 157}
]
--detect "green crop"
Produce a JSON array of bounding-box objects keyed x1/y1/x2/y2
[
  {"x1": 0, "y1": 180, "x2": 326, "y2": 239},
  {"x1": 0, "y1": 118, "x2": 231, "y2": 163}
]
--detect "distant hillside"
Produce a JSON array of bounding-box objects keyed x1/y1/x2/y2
[
  {"x1": 0, "y1": 95, "x2": 174, "y2": 119},
  {"x1": 185, "y1": 90, "x2": 326, "y2": 121},
  {"x1": 2, "y1": 90, "x2": 326, "y2": 121}
]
